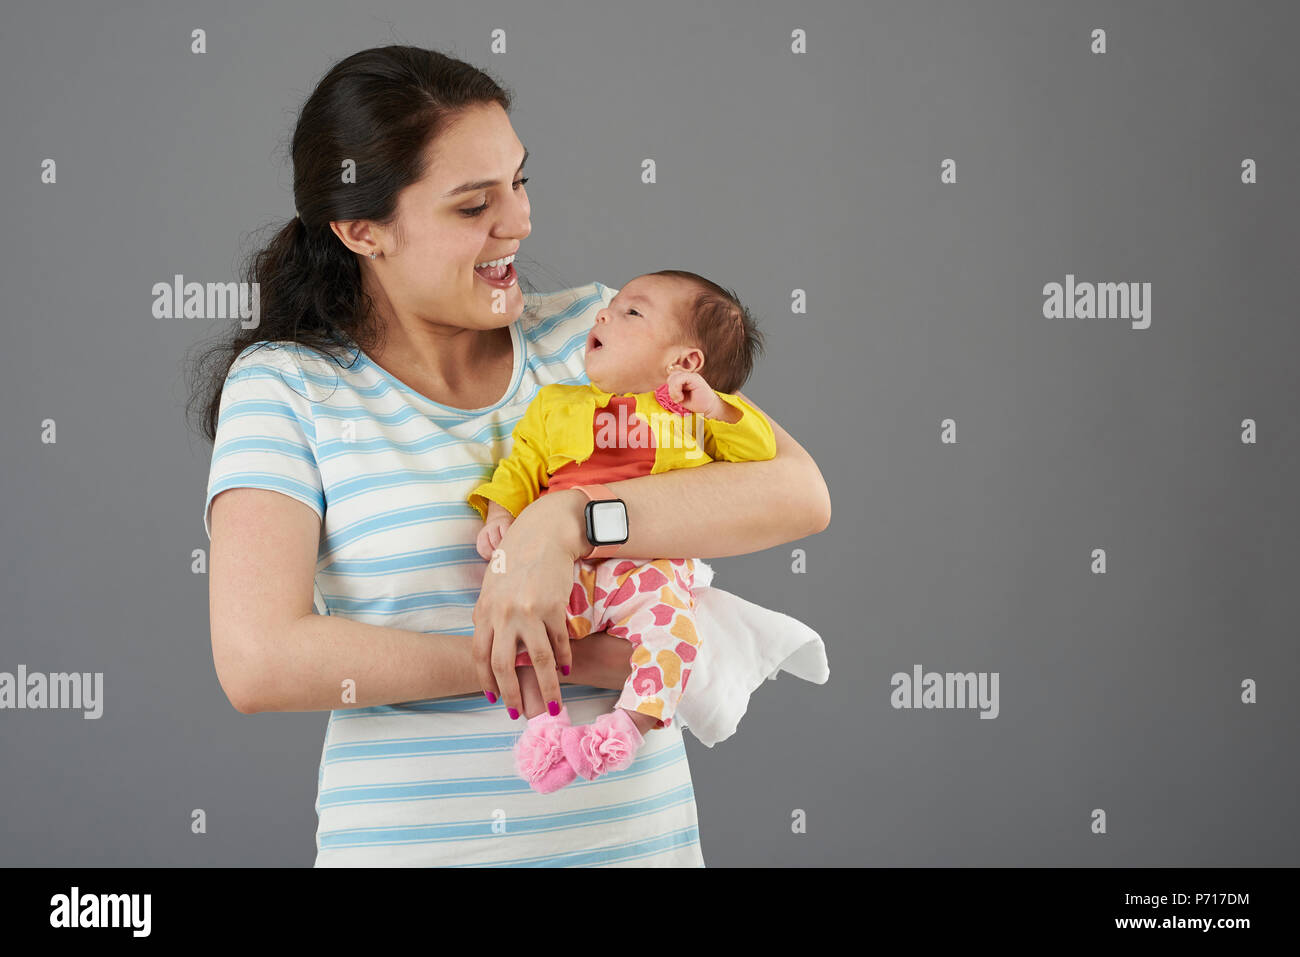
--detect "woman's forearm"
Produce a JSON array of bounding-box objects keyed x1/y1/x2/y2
[
  {"x1": 208, "y1": 487, "x2": 627, "y2": 715},
  {"x1": 228, "y1": 614, "x2": 484, "y2": 714},
  {"x1": 614, "y1": 458, "x2": 825, "y2": 558},
  {"x1": 231, "y1": 615, "x2": 619, "y2": 713},
  {"x1": 542, "y1": 397, "x2": 831, "y2": 560}
]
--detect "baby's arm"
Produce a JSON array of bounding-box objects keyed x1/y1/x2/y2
[
  {"x1": 664, "y1": 371, "x2": 777, "y2": 463},
  {"x1": 468, "y1": 391, "x2": 553, "y2": 556}
]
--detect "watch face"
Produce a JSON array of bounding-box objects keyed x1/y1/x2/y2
[{"x1": 589, "y1": 500, "x2": 629, "y2": 544}]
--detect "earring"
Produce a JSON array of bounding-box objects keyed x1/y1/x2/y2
[{"x1": 369, "y1": 251, "x2": 378, "y2": 260}]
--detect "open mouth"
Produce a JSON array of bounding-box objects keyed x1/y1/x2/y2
[
  {"x1": 473, "y1": 253, "x2": 518, "y2": 288},
  {"x1": 588, "y1": 331, "x2": 604, "y2": 351}
]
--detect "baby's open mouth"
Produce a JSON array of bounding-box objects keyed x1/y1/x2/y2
[{"x1": 589, "y1": 333, "x2": 603, "y2": 351}]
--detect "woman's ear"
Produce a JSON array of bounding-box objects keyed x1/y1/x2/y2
[{"x1": 330, "y1": 219, "x2": 385, "y2": 259}]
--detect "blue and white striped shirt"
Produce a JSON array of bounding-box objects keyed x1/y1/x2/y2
[{"x1": 205, "y1": 282, "x2": 704, "y2": 866}]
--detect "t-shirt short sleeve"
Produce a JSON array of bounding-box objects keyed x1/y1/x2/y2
[{"x1": 203, "y1": 344, "x2": 326, "y2": 537}]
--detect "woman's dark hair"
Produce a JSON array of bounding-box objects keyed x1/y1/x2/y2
[{"x1": 188, "y1": 46, "x2": 514, "y2": 442}]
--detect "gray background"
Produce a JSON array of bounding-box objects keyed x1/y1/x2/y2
[{"x1": 2, "y1": 0, "x2": 1296, "y2": 866}]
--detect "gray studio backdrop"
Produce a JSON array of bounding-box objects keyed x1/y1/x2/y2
[{"x1": 2, "y1": 0, "x2": 1297, "y2": 866}]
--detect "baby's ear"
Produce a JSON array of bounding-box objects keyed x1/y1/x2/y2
[{"x1": 671, "y1": 346, "x2": 706, "y2": 375}]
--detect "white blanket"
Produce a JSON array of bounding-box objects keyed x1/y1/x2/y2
[{"x1": 670, "y1": 559, "x2": 829, "y2": 747}]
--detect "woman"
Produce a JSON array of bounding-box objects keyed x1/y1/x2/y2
[{"x1": 195, "y1": 45, "x2": 831, "y2": 866}]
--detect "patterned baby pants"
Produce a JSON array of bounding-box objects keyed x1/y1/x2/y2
[{"x1": 565, "y1": 557, "x2": 701, "y2": 729}]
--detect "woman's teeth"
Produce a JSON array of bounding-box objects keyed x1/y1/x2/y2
[{"x1": 474, "y1": 253, "x2": 516, "y2": 278}]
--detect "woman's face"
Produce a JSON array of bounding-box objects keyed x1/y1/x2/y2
[{"x1": 366, "y1": 103, "x2": 532, "y2": 332}]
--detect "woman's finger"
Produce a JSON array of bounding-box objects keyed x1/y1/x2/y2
[
  {"x1": 472, "y1": 614, "x2": 499, "y2": 703},
  {"x1": 491, "y1": 627, "x2": 524, "y2": 717},
  {"x1": 520, "y1": 619, "x2": 562, "y2": 714},
  {"x1": 546, "y1": 608, "x2": 573, "y2": 679}
]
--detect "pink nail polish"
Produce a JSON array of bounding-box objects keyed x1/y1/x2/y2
[
  {"x1": 548, "y1": 700, "x2": 560, "y2": 716},
  {"x1": 507, "y1": 707, "x2": 519, "y2": 720},
  {"x1": 485, "y1": 691, "x2": 497, "y2": 703},
  {"x1": 561, "y1": 665, "x2": 570, "y2": 676}
]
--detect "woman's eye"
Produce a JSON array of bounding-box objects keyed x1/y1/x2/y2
[{"x1": 460, "y1": 177, "x2": 530, "y2": 218}]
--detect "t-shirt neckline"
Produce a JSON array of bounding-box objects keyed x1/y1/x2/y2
[{"x1": 353, "y1": 320, "x2": 526, "y2": 416}]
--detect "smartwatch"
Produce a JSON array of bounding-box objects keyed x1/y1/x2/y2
[{"x1": 573, "y1": 484, "x2": 628, "y2": 559}]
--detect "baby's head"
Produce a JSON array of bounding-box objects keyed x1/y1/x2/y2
[{"x1": 584, "y1": 270, "x2": 765, "y2": 396}]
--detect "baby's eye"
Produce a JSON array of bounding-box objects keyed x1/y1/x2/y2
[{"x1": 627, "y1": 308, "x2": 641, "y2": 317}]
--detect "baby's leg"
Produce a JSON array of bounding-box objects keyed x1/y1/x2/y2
[
  {"x1": 558, "y1": 558, "x2": 701, "y2": 782},
  {"x1": 620, "y1": 708, "x2": 659, "y2": 735},
  {"x1": 601, "y1": 559, "x2": 701, "y2": 733}
]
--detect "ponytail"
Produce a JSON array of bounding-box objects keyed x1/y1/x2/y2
[
  {"x1": 188, "y1": 213, "x2": 377, "y2": 443},
  {"x1": 187, "y1": 45, "x2": 515, "y2": 443}
]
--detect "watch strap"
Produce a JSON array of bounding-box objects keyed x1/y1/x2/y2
[{"x1": 574, "y1": 484, "x2": 624, "y2": 559}]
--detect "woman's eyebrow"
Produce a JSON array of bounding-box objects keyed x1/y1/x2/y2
[{"x1": 443, "y1": 148, "x2": 529, "y2": 197}]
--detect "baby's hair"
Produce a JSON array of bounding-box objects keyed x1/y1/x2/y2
[{"x1": 650, "y1": 269, "x2": 765, "y2": 394}]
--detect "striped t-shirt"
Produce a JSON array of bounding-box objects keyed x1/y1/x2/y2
[{"x1": 204, "y1": 282, "x2": 705, "y2": 866}]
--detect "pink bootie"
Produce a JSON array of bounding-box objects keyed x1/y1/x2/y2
[
  {"x1": 514, "y1": 707, "x2": 577, "y2": 794},
  {"x1": 560, "y1": 709, "x2": 645, "y2": 781}
]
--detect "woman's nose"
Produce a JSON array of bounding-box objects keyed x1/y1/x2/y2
[{"x1": 496, "y1": 194, "x2": 531, "y2": 239}]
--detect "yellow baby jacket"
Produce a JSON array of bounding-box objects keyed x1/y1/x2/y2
[{"x1": 468, "y1": 382, "x2": 777, "y2": 519}]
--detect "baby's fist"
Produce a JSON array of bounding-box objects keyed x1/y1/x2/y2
[
  {"x1": 476, "y1": 503, "x2": 514, "y2": 561},
  {"x1": 475, "y1": 525, "x2": 498, "y2": 562},
  {"x1": 665, "y1": 371, "x2": 721, "y2": 417}
]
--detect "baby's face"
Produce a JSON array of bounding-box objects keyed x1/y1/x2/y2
[{"x1": 585, "y1": 275, "x2": 695, "y2": 393}]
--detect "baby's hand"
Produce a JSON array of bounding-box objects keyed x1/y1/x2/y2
[
  {"x1": 665, "y1": 370, "x2": 726, "y2": 419},
  {"x1": 476, "y1": 501, "x2": 516, "y2": 561}
]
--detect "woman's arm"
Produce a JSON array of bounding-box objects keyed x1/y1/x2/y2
[
  {"x1": 473, "y1": 398, "x2": 830, "y2": 715},
  {"x1": 609, "y1": 390, "x2": 830, "y2": 556},
  {"x1": 208, "y1": 487, "x2": 625, "y2": 714},
  {"x1": 547, "y1": 392, "x2": 831, "y2": 558}
]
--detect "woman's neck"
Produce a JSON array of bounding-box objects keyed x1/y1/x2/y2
[{"x1": 368, "y1": 311, "x2": 514, "y2": 407}]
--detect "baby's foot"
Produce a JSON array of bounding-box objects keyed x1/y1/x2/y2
[
  {"x1": 560, "y1": 710, "x2": 645, "y2": 781},
  {"x1": 514, "y1": 707, "x2": 577, "y2": 794}
]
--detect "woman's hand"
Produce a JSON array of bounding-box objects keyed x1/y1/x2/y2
[{"x1": 472, "y1": 489, "x2": 588, "y2": 718}]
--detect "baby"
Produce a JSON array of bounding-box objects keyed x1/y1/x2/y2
[{"x1": 467, "y1": 269, "x2": 777, "y2": 794}]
